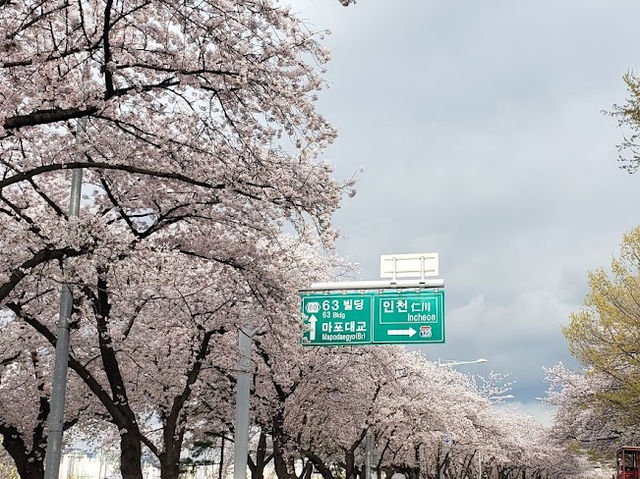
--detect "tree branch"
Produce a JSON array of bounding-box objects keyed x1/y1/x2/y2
[
  {"x1": 1, "y1": 161, "x2": 224, "y2": 190},
  {"x1": 3, "y1": 106, "x2": 99, "y2": 130},
  {"x1": 0, "y1": 246, "x2": 87, "y2": 304}
]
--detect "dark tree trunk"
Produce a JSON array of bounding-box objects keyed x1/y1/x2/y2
[
  {"x1": 119, "y1": 430, "x2": 144, "y2": 479},
  {"x1": 345, "y1": 450, "x2": 360, "y2": 479},
  {"x1": 156, "y1": 401, "x2": 189, "y2": 479},
  {"x1": 157, "y1": 327, "x2": 216, "y2": 479},
  {"x1": 299, "y1": 460, "x2": 313, "y2": 479},
  {"x1": 219, "y1": 436, "x2": 226, "y2": 479},
  {"x1": 272, "y1": 416, "x2": 297, "y2": 479},
  {"x1": 79, "y1": 270, "x2": 146, "y2": 479},
  {"x1": 249, "y1": 431, "x2": 272, "y2": 479},
  {"x1": 1, "y1": 429, "x2": 45, "y2": 479},
  {"x1": 159, "y1": 449, "x2": 182, "y2": 479},
  {"x1": 0, "y1": 382, "x2": 48, "y2": 479},
  {"x1": 306, "y1": 451, "x2": 336, "y2": 479},
  {"x1": 12, "y1": 301, "x2": 145, "y2": 479}
]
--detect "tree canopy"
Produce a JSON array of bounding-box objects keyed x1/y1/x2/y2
[
  {"x1": 564, "y1": 226, "x2": 640, "y2": 416},
  {"x1": 548, "y1": 227, "x2": 640, "y2": 453},
  {"x1": 0, "y1": 1, "x2": 350, "y2": 478}
]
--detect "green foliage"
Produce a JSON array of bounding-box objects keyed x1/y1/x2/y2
[
  {"x1": 567, "y1": 441, "x2": 612, "y2": 465},
  {"x1": 610, "y1": 72, "x2": 640, "y2": 173},
  {"x1": 0, "y1": 442, "x2": 18, "y2": 479},
  {"x1": 563, "y1": 226, "x2": 640, "y2": 426},
  {"x1": 0, "y1": 464, "x2": 19, "y2": 479}
]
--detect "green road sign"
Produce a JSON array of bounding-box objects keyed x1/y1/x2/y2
[
  {"x1": 300, "y1": 290, "x2": 445, "y2": 346},
  {"x1": 300, "y1": 293, "x2": 372, "y2": 345},
  {"x1": 373, "y1": 291, "x2": 444, "y2": 343}
]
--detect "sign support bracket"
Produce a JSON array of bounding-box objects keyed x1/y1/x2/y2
[{"x1": 299, "y1": 278, "x2": 444, "y2": 292}]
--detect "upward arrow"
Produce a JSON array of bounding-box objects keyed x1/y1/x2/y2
[{"x1": 308, "y1": 315, "x2": 318, "y2": 341}]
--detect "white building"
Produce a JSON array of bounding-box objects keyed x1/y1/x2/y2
[{"x1": 58, "y1": 450, "x2": 160, "y2": 479}]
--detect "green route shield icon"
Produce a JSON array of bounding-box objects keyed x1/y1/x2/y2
[{"x1": 300, "y1": 290, "x2": 445, "y2": 346}]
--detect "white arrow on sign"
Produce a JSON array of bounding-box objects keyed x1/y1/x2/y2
[
  {"x1": 308, "y1": 315, "x2": 317, "y2": 341},
  {"x1": 388, "y1": 327, "x2": 416, "y2": 337}
]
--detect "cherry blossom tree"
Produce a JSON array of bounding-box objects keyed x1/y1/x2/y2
[
  {"x1": 187, "y1": 329, "x2": 595, "y2": 479},
  {"x1": 0, "y1": 322, "x2": 55, "y2": 479},
  {"x1": 283, "y1": 347, "x2": 405, "y2": 479},
  {"x1": 545, "y1": 363, "x2": 636, "y2": 453},
  {"x1": 1, "y1": 1, "x2": 358, "y2": 478},
  {"x1": 5, "y1": 234, "x2": 345, "y2": 479},
  {"x1": 0, "y1": 309, "x2": 96, "y2": 479},
  {"x1": 0, "y1": 0, "x2": 351, "y2": 310},
  {"x1": 365, "y1": 355, "x2": 489, "y2": 479},
  {"x1": 250, "y1": 340, "x2": 576, "y2": 479}
]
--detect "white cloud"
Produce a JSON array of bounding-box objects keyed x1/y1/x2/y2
[{"x1": 497, "y1": 401, "x2": 557, "y2": 428}]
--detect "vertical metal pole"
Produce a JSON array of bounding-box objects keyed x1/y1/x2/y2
[
  {"x1": 234, "y1": 327, "x2": 252, "y2": 479},
  {"x1": 439, "y1": 436, "x2": 449, "y2": 479},
  {"x1": 43, "y1": 158, "x2": 84, "y2": 478},
  {"x1": 478, "y1": 452, "x2": 482, "y2": 479},
  {"x1": 364, "y1": 433, "x2": 373, "y2": 479}
]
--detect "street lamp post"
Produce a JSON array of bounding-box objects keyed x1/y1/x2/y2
[
  {"x1": 488, "y1": 394, "x2": 514, "y2": 403},
  {"x1": 364, "y1": 433, "x2": 373, "y2": 479},
  {"x1": 438, "y1": 358, "x2": 488, "y2": 367},
  {"x1": 436, "y1": 358, "x2": 488, "y2": 479},
  {"x1": 233, "y1": 327, "x2": 252, "y2": 479},
  {"x1": 43, "y1": 117, "x2": 85, "y2": 479}
]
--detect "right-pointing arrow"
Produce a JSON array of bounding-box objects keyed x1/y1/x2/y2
[{"x1": 388, "y1": 327, "x2": 416, "y2": 337}]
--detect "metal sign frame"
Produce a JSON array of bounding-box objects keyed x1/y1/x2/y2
[{"x1": 380, "y1": 252, "x2": 439, "y2": 279}]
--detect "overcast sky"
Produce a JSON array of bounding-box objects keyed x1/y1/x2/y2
[{"x1": 294, "y1": 0, "x2": 640, "y2": 423}]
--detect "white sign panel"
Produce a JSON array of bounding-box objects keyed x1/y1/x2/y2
[{"x1": 380, "y1": 253, "x2": 439, "y2": 278}]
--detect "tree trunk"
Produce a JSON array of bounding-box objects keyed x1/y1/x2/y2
[
  {"x1": 1, "y1": 433, "x2": 44, "y2": 479},
  {"x1": 298, "y1": 460, "x2": 313, "y2": 479},
  {"x1": 219, "y1": 436, "x2": 226, "y2": 479},
  {"x1": 305, "y1": 451, "x2": 335, "y2": 479},
  {"x1": 159, "y1": 421, "x2": 186, "y2": 479},
  {"x1": 345, "y1": 450, "x2": 360, "y2": 479},
  {"x1": 1, "y1": 420, "x2": 46, "y2": 479},
  {"x1": 16, "y1": 277, "x2": 147, "y2": 479},
  {"x1": 0, "y1": 354, "x2": 50, "y2": 479},
  {"x1": 119, "y1": 430, "x2": 144, "y2": 479},
  {"x1": 272, "y1": 415, "x2": 297, "y2": 479},
  {"x1": 250, "y1": 431, "x2": 272, "y2": 479},
  {"x1": 158, "y1": 328, "x2": 216, "y2": 479},
  {"x1": 159, "y1": 450, "x2": 182, "y2": 479},
  {"x1": 273, "y1": 440, "x2": 296, "y2": 479}
]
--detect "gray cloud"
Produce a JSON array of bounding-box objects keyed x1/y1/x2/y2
[{"x1": 296, "y1": 0, "x2": 640, "y2": 419}]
